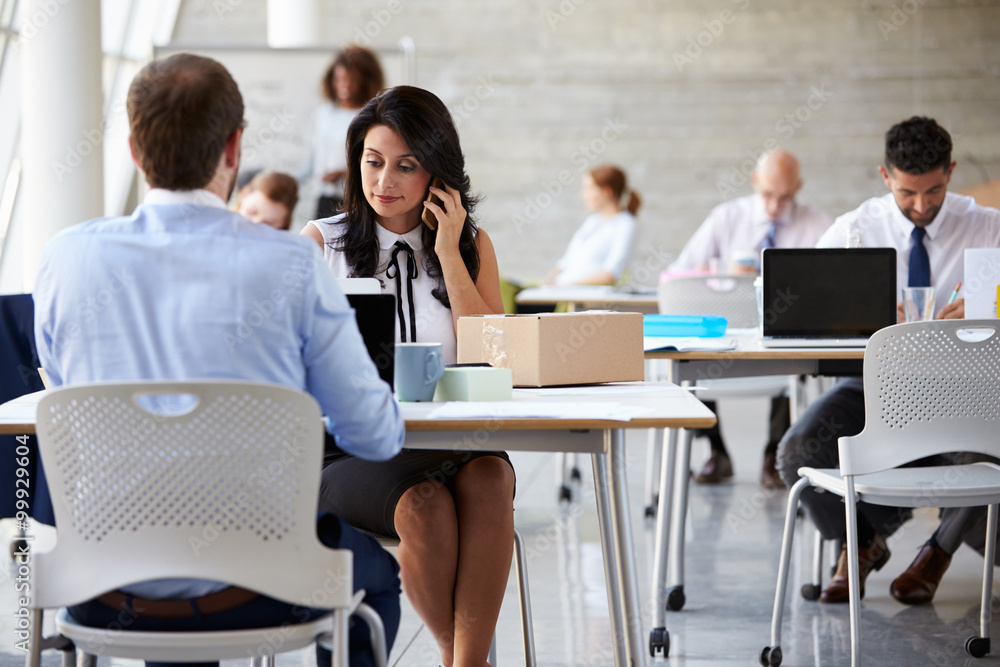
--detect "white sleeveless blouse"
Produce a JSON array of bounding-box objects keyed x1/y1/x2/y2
[{"x1": 309, "y1": 215, "x2": 458, "y2": 364}]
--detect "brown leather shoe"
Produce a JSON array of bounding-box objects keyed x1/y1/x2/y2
[
  {"x1": 890, "y1": 541, "x2": 952, "y2": 605},
  {"x1": 820, "y1": 532, "x2": 891, "y2": 603},
  {"x1": 760, "y1": 452, "x2": 784, "y2": 489},
  {"x1": 694, "y1": 451, "x2": 733, "y2": 484}
]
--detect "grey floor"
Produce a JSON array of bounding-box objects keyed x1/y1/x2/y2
[{"x1": 3, "y1": 395, "x2": 1000, "y2": 666}]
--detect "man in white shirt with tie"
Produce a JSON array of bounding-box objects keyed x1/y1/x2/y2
[
  {"x1": 777, "y1": 116, "x2": 1000, "y2": 605},
  {"x1": 670, "y1": 149, "x2": 832, "y2": 487}
]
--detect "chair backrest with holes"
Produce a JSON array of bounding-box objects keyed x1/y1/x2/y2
[
  {"x1": 839, "y1": 320, "x2": 1000, "y2": 476},
  {"x1": 657, "y1": 275, "x2": 758, "y2": 328},
  {"x1": 30, "y1": 380, "x2": 350, "y2": 610}
]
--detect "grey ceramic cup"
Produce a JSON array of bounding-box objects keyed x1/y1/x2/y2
[{"x1": 394, "y1": 342, "x2": 446, "y2": 401}]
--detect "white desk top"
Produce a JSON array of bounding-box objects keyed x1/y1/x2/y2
[
  {"x1": 515, "y1": 286, "x2": 658, "y2": 307},
  {"x1": 0, "y1": 384, "x2": 716, "y2": 436}
]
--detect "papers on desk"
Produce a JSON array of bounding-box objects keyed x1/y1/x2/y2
[
  {"x1": 643, "y1": 336, "x2": 738, "y2": 352},
  {"x1": 426, "y1": 401, "x2": 652, "y2": 421},
  {"x1": 0, "y1": 390, "x2": 44, "y2": 423},
  {"x1": 514, "y1": 384, "x2": 688, "y2": 397}
]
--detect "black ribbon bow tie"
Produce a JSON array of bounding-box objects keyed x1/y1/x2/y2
[{"x1": 386, "y1": 240, "x2": 418, "y2": 342}]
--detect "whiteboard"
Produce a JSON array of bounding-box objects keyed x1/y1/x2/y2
[
  {"x1": 152, "y1": 43, "x2": 413, "y2": 226},
  {"x1": 154, "y1": 43, "x2": 411, "y2": 175}
]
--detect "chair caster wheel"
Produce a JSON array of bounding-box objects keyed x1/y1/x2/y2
[
  {"x1": 666, "y1": 586, "x2": 685, "y2": 611},
  {"x1": 569, "y1": 467, "x2": 582, "y2": 482},
  {"x1": 644, "y1": 505, "x2": 656, "y2": 518},
  {"x1": 649, "y1": 627, "x2": 669, "y2": 657},
  {"x1": 966, "y1": 636, "x2": 990, "y2": 658},
  {"x1": 759, "y1": 645, "x2": 782, "y2": 666},
  {"x1": 558, "y1": 485, "x2": 572, "y2": 502},
  {"x1": 800, "y1": 583, "x2": 821, "y2": 601}
]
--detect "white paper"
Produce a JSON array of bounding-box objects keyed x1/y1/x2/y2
[
  {"x1": 964, "y1": 249, "x2": 1000, "y2": 318},
  {"x1": 643, "y1": 336, "x2": 738, "y2": 352},
  {"x1": 513, "y1": 384, "x2": 688, "y2": 397},
  {"x1": 425, "y1": 401, "x2": 650, "y2": 421},
  {"x1": 0, "y1": 390, "x2": 44, "y2": 424}
]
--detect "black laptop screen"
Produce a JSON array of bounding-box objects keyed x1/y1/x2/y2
[
  {"x1": 761, "y1": 248, "x2": 897, "y2": 338},
  {"x1": 346, "y1": 293, "x2": 396, "y2": 389}
]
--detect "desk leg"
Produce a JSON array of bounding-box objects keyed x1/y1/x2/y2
[
  {"x1": 649, "y1": 426, "x2": 676, "y2": 656},
  {"x1": 592, "y1": 451, "x2": 627, "y2": 666},
  {"x1": 608, "y1": 429, "x2": 647, "y2": 667},
  {"x1": 666, "y1": 427, "x2": 693, "y2": 610}
]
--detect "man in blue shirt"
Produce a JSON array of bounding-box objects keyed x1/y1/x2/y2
[{"x1": 32, "y1": 53, "x2": 404, "y2": 667}]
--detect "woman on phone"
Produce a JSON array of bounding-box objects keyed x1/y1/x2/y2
[{"x1": 302, "y1": 85, "x2": 512, "y2": 667}]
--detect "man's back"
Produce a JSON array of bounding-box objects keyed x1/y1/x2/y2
[{"x1": 34, "y1": 195, "x2": 402, "y2": 461}]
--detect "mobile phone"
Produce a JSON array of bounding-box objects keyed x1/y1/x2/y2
[{"x1": 421, "y1": 177, "x2": 444, "y2": 230}]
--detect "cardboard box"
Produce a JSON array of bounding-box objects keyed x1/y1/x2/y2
[{"x1": 457, "y1": 312, "x2": 644, "y2": 387}]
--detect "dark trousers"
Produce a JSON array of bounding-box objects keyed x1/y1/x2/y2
[
  {"x1": 67, "y1": 513, "x2": 400, "y2": 667},
  {"x1": 776, "y1": 378, "x2": 912, "y2": 544}
]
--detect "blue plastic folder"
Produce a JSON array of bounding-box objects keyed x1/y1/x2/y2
[{"x1": 643, "y1": 314, "x2": 728, "y2": 338}]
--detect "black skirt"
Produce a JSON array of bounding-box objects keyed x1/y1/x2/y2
[{"x1": 320, "y1": 437, "x2": 515, "y2": 537}]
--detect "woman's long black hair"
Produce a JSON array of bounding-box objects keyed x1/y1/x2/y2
[{"x1": 334, "y1": 85, "x2": 481, "y2": 308}]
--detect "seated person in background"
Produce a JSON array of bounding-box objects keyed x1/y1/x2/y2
[
  {"x1": 777, "y1": 116, "x2": 1000, "y2": 604},
  {"x1": 669, "y1": 149, "x2": 832, "y2": 487},
  {"x1": 237, "y1": 169, "x2": 299, "y2": 230},
  {"x1": 32, "y1": 53, "x2": 404, "y2": 667},
  {"x1": 543, "y1": 164, "x2": 640, "y2": 286},
  {"x1": 302, "y1": 85, "x2": 514, "y2": 667}
]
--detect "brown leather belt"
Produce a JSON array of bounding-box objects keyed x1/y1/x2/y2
[{"x1": 96, "y1": 586, "x2": 259, "y2": 618}]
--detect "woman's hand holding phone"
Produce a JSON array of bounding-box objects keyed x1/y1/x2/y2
[
  {"x1": 424, "y1": 180, "x2": 467, "y2": 259},
  {"x1": 421, "y1": 177, "x2": 445, "y2": 230}
]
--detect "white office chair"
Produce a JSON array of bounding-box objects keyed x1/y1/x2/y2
[
  {"x1": 763, "y1": 320, "x2": 1000, "y2": 667},
  {"x1": 25, "y1": 380, "x2": 387, "y2": 667},
  {"x1": 361, "y1": 528, "x2": 536, "y2": 666}
]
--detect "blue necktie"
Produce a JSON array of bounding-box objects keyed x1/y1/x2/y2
[
  {"x1": 908, "y1": 227, "x2": 931, "y2": 288},
  {"x1": 761, "y1": 221, "x2": 779, "y2": 250}
]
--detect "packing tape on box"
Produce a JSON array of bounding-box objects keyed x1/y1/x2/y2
[{"x1": 483, "y1": 322, "x2": 513, "y2": 368}]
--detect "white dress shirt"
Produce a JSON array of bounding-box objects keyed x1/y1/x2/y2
[
  {"x1": 310, "y1": 215, "x2": 459, "y2": 364},
  {"x1": 671, "y1": 194, "x2": 832, "y2": 272},
  {"x1": 818, "y1": 192, "x2": 1000, "y2": 301},
  {"x1": 554, "y1": 211, "x2": 636, "y2": 285},
  {"x1": 297, "y1": 103, "x2": 358, "y2": 198}
]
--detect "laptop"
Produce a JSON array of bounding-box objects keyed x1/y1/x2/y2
[
  {"x1": 345, "y1": 293, "x2": 396, "y2": 388},
  {"x1": 761, "y1": 248, "x2": 897, "y2": 348}
]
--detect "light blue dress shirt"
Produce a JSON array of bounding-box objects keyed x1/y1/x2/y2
[{"x1": 34, "y1": 189, "x2": 404, "y2": 463}]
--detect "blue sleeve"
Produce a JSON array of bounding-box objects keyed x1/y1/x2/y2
[{"x1": 300, "y1": 249, "x2": 404, "y2": 461}]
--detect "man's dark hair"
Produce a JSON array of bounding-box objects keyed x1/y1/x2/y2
[
  {"x1": 127, "y1": 53, "x2": 244, "y2": 190},
  {"x1": 884, "y1": 116, "x2": 952, "y2": 176}
]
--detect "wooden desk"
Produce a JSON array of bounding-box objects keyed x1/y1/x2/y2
[
  {"x1": 515, "y1": 286, "x2": 658, "y2": 313},
  {"x1": 1, "y1": 384, "x2": 715, "y2": 667},
  {"x1": 642, "y1": 335, "x2": 864, "y2": 654}
]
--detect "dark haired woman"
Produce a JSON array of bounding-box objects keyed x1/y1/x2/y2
[
  {"x1": 299, "y1": 46, "x2": 385, "y2": 219},
  {"x1": 302, "y1": 85, "x2": 513, "y2": 667}
]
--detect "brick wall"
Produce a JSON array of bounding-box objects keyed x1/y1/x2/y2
[{"x1": 174, "y1": 0, "x2": 1000, "y2": 285}]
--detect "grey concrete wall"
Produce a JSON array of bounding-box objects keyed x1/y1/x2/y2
[{"x1": 174, "y1": 0, "x2": 1000, "y2": 286}]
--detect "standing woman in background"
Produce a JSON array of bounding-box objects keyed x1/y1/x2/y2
[
  {"x1": 299, "y1": 46, "x2": 384, "y2": 219},
  {"x1": 544, "y1": 164, "x2": 640, "y2": 285},
  {"x1": 302, "y1": 85, "x2": 513, "y2": 667}
]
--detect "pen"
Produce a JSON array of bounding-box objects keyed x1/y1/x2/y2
[{"x1": 947, "y1": 282, "x2": 962, "y2": 305}]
